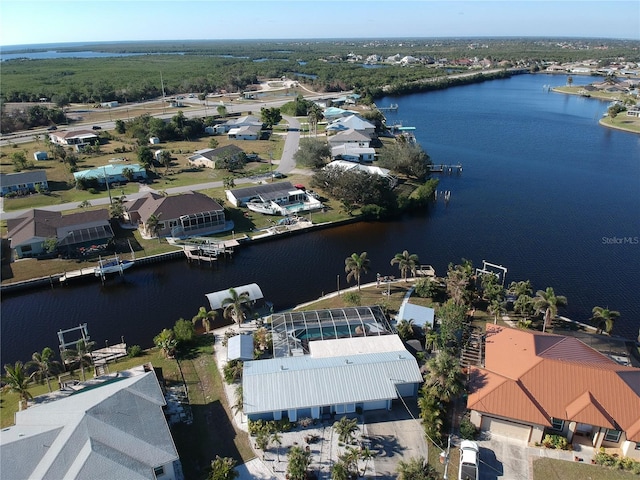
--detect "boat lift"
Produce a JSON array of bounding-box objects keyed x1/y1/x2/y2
[{"x1": 475, "y1": 260, "x2": 507, "y2": 287}]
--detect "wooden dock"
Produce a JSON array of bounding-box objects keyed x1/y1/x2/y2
[{"x1": 428, "y1": 164, "x2": 463, "y2": 174}]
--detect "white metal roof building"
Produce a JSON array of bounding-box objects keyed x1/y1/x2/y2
[
  {"x1": 0, "y1": 365, "x2": 182, "y2": 480},
  {"x1": 205, "y1": 283, "x2": 264, "y2": 311},
  {"x1": 243, "y1": 335, "x2": 422, "y2": 422},
  {"x1": 228, "y1": 333, "x2": 255, "y2": 361}
]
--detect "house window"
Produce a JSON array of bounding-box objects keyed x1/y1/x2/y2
[
  {"x1": 551, "y1": 418, "x2": 565, "y2": 431},
  {"x1": 635, "y1": 443, "x2": 640, "y2": 451},
  {"x1": 604, "y1": 429, "x2": 621, "y2": 443},
  {"x1": 153, "y1": 465, "x2": 165, "y2": 477}
]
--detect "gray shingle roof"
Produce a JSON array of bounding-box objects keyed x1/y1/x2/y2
[{"x1": 1, "y1": 368, "x2": 179, "y2": 480}]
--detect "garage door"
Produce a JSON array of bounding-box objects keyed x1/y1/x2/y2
[{"x1": 481, "y1": 416, "x2": 531, "y2": 443}]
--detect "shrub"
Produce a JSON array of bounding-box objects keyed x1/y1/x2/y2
[
  {"x1": 459, "y1": 417, "x2": 477, "y2": 440},
  {"x1": 298, "y1": 417, "x2": 313, "y2": 428},
  {"x1": 593, "y1": 450, "x2": 640, "y2": 473},
  {"x1": 414, "y1": 277, "x2": 438, "y2": 298},
  {"x1": 541, "y1": 434, "x2": 570, "y2": 450},
  {"x1": 342, "y1": 291, "x2": 361, "y2": 306},
  {"x1": 127, "y1": 345, "x2": 142, "y2": 358}
]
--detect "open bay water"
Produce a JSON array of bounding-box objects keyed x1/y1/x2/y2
[{"x1": 1, "y1": 73, "x2": 639, "y2": 366}]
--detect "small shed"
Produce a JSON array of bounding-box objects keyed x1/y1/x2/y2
[
  {"x1": 397, "y1": 303, "x2": 434, "y2": 330},
  {"x1": 227, "y1": 334, "x2": 254, "y2": 361},
  {"x1": 205, "y1": 283, "x2": 264, "y2": 311},
  {"x1": 149, "y1": 137, "x2": 160, "y2": 145},
  {"x1": 34, "y1": 151, "x2": 48, "y2": 161}
]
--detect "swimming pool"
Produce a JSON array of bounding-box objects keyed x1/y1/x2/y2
[{"x1": 291, "y1": 323, "x2": 369, "y2": 341}]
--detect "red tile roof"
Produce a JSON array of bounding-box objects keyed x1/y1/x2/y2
[{"x1": 468, "y1": 324, "x2": 640, "y2": 441}]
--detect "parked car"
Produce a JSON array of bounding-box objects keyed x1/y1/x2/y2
[
  {"x1": 272, "y1": 171, "x2": 286, "y2": 179},
  {"x1": 92, "y1": 125, "x2": 102, "y2": 130},
  {"x1": 458, "y1": 440, "x2": 479, "y2": 480},
  {"x1": 47, "y1": 125, "x2": 57, "y2": 131}
]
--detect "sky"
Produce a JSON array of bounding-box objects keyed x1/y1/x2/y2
[{"x1": 1, "y1": 0, "x2": 638, "y2": 47}]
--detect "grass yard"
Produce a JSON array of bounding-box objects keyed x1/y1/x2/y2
[
  {"x1": 0, "y1": 336, "x2": 254, "y2": 480},
  {"x1": 533, "y1": 457, "x2": 639, "y2": 480}
]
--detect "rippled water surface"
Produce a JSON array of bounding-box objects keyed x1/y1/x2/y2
[{"x1": 2, "y1": 73, "x2": 639, "y2": 365}]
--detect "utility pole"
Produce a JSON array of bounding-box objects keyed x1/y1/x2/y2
[
  {"x1": 442, "y1": 435, "x2": 451, "y2": 479},
  {"x1": 103, "y1": 166, "x2": 112, "y2": 205}
]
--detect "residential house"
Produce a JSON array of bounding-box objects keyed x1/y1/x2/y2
[
  {"x1": 330, "y1": 144, "x2": 375, "y2": 164},
  {"x1": 327, "y1": 114, "x2": 376, "y2": 138},
  {"x1": 227, "y1": 124, "x2": 261, "y2": 140},
  {"x1": 467, "y1": 324, "x2": 640, "y2": 459},
  {"x1": 322, "y1": 107, "x2": 357, "y2": 121},
  {"x1": 48, "y1": 130, "x2": 98, "y2": 151},
  {"x1": 324, "y1": 160, "x2": 397, "y2": 187},
  {"x1": 327, "y1": 128, "x2": 371, "y2": 148},
  {"x1": 0, "y1": 365, "x2": 183, "y2": 480},
  {"x1": 187, "y1": 145, "x2": 244, "y2": 169},
  {"x1": 73, "y1": 163, "x2": 147, "y2": 186},
  {"x1": 0, "y1": 171, "x2": 49, "y2": 197},
  {"x1": 217, "y1": 115, "x2": 263, "y2": 133},
  {"x1": 7, "y1": 208, "x2": 113, "y2": 259},
  {"x1": 225, "y1": 182, "x2": 298, "y2": 207},
  {"x1": 243, "y1": 306, "x2": 421, "y2": 421},
  {"x1": 124, "y1": 191, "x2": 231, "y2": 238}
]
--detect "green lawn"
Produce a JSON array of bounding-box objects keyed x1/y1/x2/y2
[
  {"x1": 533, "y1": 457, "x2": 639, "y2": 480},
  {"x1": 0, "y1": 336, "x2": 254, "y2": 480}
]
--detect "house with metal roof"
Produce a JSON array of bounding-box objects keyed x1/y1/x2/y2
[
  {"x1": 0, "y1": 365, "x2": 183, "y2": 480},
  {"x1": 467, "y1": 324, "x2": 640, "y2": 459},
  {"x1": 243, "y1": 334, "x2": 422, "y2": 422},
  {"x1": 124, "y1": 191, "x2": 231, "y2": 239},
  {"x1": 0, "y1": 170, "x2": 49, "y2": 196},
  {"x1": 6, "y1": 208, "x2": 113, "y2": 259},
  {"x1": 73, "y1": 163, "x2": 147, "y2": 185},
  {"x1": 218, "y1": 115, "x2": 263, "y2": 133},
  {"x1": 205, "y1": 283, "x2": 265, "y2": 311},
  {"x1": 330, "y1": 144, "x2": 376, "y2": 164},
  {"x1": 225, "y1": 182, "x2": 303, "y2": 208},
  {"x1": 327, "y1": 115, "x2": 376, "y2": 138}
]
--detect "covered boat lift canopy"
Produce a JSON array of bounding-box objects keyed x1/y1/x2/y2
[{"x1": 205, "y1": 283, "x2": 264, "y2": 311}]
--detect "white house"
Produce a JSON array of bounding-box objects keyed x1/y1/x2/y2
[
  {"x1": 330, "y1": 144, "x2": 376, "y2": 164},
  {"x1": 327, "y1": 128, "x2": 371, "y2": 148},
  {"x1": 227, "y1": 124, "x2": 261, "y2": 140},
  {"x1": 149, "y1": 137, "x2": 161, "y2": 145},
  {"x1": 48, "y1": 130, "x2": 98, "y2": 151},
  {"x1": 0, "y1": 365, "x2": 183, "y2": 480},
  {"x1": 243, "y1": 334, "x2": 422, "y2": 422}
]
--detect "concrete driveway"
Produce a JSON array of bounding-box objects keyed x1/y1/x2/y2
[{"x1": 362, "y1": 402, "x2": 430, "y2": 479}]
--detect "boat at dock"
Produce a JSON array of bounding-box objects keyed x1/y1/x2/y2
[{"x1": 94, "y1": 255, "x2": 134, "y2": 277}]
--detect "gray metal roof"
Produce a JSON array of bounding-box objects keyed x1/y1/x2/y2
[
  {"x1": 242, "y1": 345, "x2": 422, "y2": 415},
  {"x1": 228, "y1": 334, "x2": 255, "y2": 361},
  {"x1": 205, "y1": 283, "x2": 264, "y2": 311},
  {"x1": 228, "y1": 182, "x2": 295, "y2": 202}
]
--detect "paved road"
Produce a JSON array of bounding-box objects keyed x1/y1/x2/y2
[{"x1": 0, "y1": 114, "x2": 309, "y2": 221}]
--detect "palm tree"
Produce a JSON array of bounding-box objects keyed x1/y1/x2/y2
[
  {"x1": 418, "y1": 392, "x2": 444, "y2": 443},
  {"x1": 192, "y1": 306, "x2": 218, "y2": 333},
  {"x1": 396, "y1": 319, "x2": 416, "y2": 341},
  {"x1": 208, "y1": 455, "x2": 238, "y2": 480},
  {"x1": 359, "y1": 446, "x2": 376, "y2": 477},
  {"x1": 533, "y1": 287, "x2": 567, "y2": 333},
  {"x1": 423, "y1": 350, "x2": 465, "y2": 403},
  {"x1": 26, "y1": 347, "x2": 61, "y2": 392},
  {"x1": 3, "y1": 362, "x2": 33, "y2": 410},
  {"x1": 331, "y1": 460, "x2": 350, "y2": 480},
  {"x1": 63, "y1": 339, "x2": 95, "y2": 381},
  {"x1": 488, "y1": 299, "x2": 507, "y2": 324},
  {"x1": 270, "y1": 431, "x2": 283, "y2": 462},
  {"x1": 221, "y1": 288, "x2": 251, "y2": 327},
  {"x1": 345, "y1": 252, "x2": 370, "y2": 291},
  {"x1": 445, "y1": 262, "x2": 472, "y2": 307},
  {"x1": 333, "y1": 416, "x2": 360, "y2": 444},
  {"x1": 154, "y1": 328, "x2": 177, "y2": 358},
  {"x1": 507, "y1": 280, "x2": 533, "y2": 299},
  {"x1": 391, "y1": 250, "x2": 420, "y2": 282},
  {"x1": 397, "y1": 456, "x2": 437, "y2": 480},
  {"x1": 287, "y1": 445, "x2": 311, "y2": 480},
  {"x1": 146, "y1": 213, "x2": 162, "y2": 239},
  {"x1": 232, "y1": 385, "x2": 244, "y2": 415},
  {"x1": 591, "y1": 306, "x2": 621, "y2": 335}
]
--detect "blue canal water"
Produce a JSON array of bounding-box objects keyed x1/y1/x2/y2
[{"x1": 1, "y1": 73, "x2": 639, "y2": 366}]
